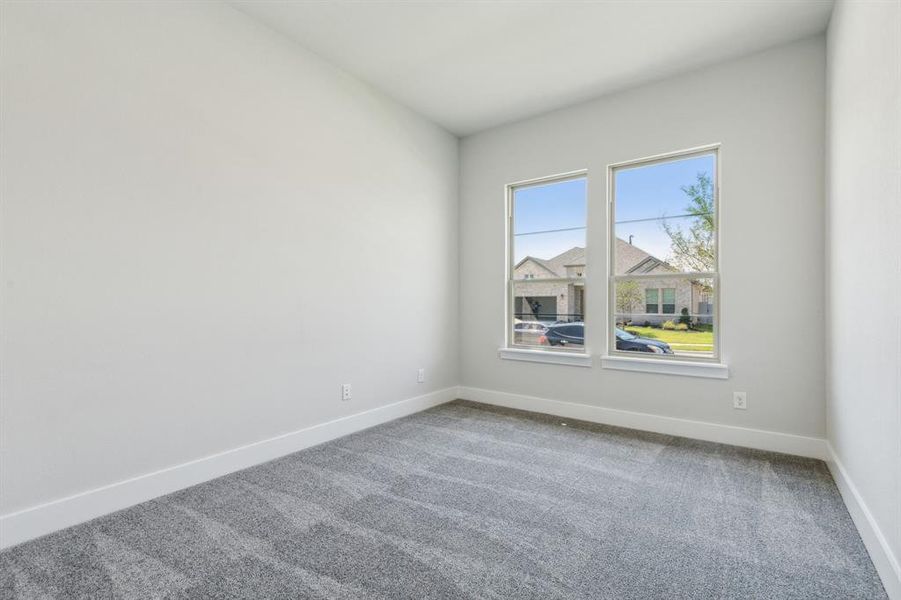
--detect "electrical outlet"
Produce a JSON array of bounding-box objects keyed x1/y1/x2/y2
[
  {"x1": 341, "y1": 383, "x2": 352, "y2": 401},
  {"x1": 417, "y1": 368, "x2": 425, "y2": 383},
  {"x1": 733, "y1": 391, "x2": 747, "y2": 410}
]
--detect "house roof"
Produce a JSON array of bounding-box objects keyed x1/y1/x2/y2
[
  {"x1": 514, "y1": 255, "x2": 559, "y2": 277},
  {"x1": 514, "y1": 246, "x2": 584, "y2": 278},
  {"x1": 614, "y1": 238, "x2": 678, "y2": 274},
  {"x1": 515, "y1": 239, "x2": 674, "y2": 278}
]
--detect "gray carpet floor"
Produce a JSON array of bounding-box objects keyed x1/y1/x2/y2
[{"x1": 0, "y1": 400, "x2": 888, "y2": 599}]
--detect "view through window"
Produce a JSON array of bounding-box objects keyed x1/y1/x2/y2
[
  {"x1": 509, "y1": 174, "x2": 587, "y2": 351},
  {"x1": 611, "y1": 148, "x2": 718, "y2": 359}
]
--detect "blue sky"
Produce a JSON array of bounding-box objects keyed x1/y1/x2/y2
[
  {"x1": 512, "y1": 154, "x2": 714, "y2": 264},
  {"x1": 513, "y1": 178, "x2": 586, "y2": 263}
]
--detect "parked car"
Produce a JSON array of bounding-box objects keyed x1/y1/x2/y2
[
  {"x1": 540, "y1": 322, "x2": 585, "y2": 347},
  {"x1": 513, "y1": 320, "x2": 548, "y2": 346},
  {"x1": 615, "y1": 327, "x2": 673, "y2": 354},
  {"x1": 539, "y1": 323, "x2": 674, "y2": 354}
]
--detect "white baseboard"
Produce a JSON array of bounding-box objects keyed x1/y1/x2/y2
[
  {"x1": 0, "y1": 386, "x2": 457, "y2": 550},
  {"x1": 459, "y1": 387, "x2": 900, "y2": 596},
  {"x1": 5, "y1": 386, "x2": 895, "y2": 598},
  {"x1": 826, "y1": 443, "x2": 901, "y2": 600},
  {"x1": 457, "y1": 386, "x2": 829, "y2": 460}
]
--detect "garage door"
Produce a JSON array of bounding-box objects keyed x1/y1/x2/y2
[{"x1": 515, "y1": 296, "x2": 557, "y2": 321}]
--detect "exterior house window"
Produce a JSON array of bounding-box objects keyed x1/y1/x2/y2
[
  {"x1": 610, "y1": 146, "x2": 719, "y2": 360},
  {"x1": 645, "y1": 289, "x2": 658, "y2": 313},
  {"x1": 661, "y1": 288, "x2": 676, "y2": 314},
  {"x1": 507, "y1": 172, "x2": 587, "y2": 352}
]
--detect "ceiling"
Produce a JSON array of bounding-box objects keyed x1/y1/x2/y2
[{"x1": 229, "y1": 0, "x2": 833, "y2": 136}]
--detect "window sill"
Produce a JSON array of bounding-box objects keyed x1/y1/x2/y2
[
  {"x1": 498, "y1": 347, "x2": 593, "y2": 368},
  {"x1": 600, "y1": 355, "x2": 729, "y2": 379}
]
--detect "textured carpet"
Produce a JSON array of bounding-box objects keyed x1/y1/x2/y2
[{"x1": 0, "y1": 400, "x2": 887, "y2": 599}]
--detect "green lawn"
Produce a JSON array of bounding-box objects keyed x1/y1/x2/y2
[{"x1": 624, "y1": 326, "x2": 714, "y2": 353}]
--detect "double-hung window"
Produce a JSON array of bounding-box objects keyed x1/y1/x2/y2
[
  {"x1": 609, "y1": 147, "x2": 719, "y2": 361},
  {"x1": 506, "y1": 172, "x2": 588, "y2": 354},
  {"x1": 645, "y1": 288, "x2": 659, "y2": 313}
]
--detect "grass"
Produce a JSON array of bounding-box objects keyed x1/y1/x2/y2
[{"x1": 625, "y1": 325, "x2": 714, "y2": 353}]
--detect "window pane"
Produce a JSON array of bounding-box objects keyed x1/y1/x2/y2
[
  {"x1": 512, "y1": 281, "x2": 585, "y2": 347},
  {"x1": 645, "y1": 288, "x2": 658, "y2": 313},
  {"x1": 614, "y1": 276, "x2": 715, "y2": 358},
  {"x1": 613, "y1": 153, "x2": 716, "y2": 275},
  {"x1": 511, "y1": 176, "x2": 587, "y2": 351},
  {"x1": 662, "y1": 288, "x2": 676, "y2": 314},
  {"x1": 513, "y1": 178, "x2": 587, "y2": 267}
]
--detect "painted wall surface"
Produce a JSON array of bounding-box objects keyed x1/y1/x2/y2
[
  {"x1": 0, "y1": 1, "x2": 458, "y2": 514},
  {"x1": 460, "y1": 37, "x2": 827, "y2": 437},
  {"x1": 826, "y1": 0, "x2": 901, "y2": 588}
]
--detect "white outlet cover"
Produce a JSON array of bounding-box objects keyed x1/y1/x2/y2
[{"x1": 733, "y1": 391, "x2": 747, "y2": 409}]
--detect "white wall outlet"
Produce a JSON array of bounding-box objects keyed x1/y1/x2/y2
[
  {"x1": 417, "y1": 368, "x2": 425, "y2": 383},
  {"x1": 341, "y1": 383, "x2": 352, "y2": 401},
  {"x1": 733, "y1": 391, "x2": 748, "y2": 410}
]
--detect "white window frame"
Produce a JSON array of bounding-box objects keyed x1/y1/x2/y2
[
  {"x1": 501, "y1": 170, "x2": 590, "y2": 366},
  {"x1": 606, "y1": 145, "x2": 724, "y2": 369}
]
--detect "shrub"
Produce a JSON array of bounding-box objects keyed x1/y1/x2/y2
[
  {"x1": 679, "y1": 307, "x2": 691, "y2": 326},
  {"x1": 674, "y1": 323, "x2": 689, "y2": 331},
  {"x1": 643, "y1": 320, "x2": 651, "y2": 328},
  {"x1": 662, "y1": 320, "x2": 677, "y2": 330}
]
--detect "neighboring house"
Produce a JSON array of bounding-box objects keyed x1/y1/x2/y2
[
  {"x1": 513, "y1": 239, "x2": 713, "y2": 324},
  {"x1": 513, "y1": 246, "x2": 586, "y2": 323}
]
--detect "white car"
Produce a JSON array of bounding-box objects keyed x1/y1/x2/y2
[{"x1": 513, "y1": 320, "x2": 549, "y2": 345}]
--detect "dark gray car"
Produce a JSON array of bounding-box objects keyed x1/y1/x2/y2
[{"x1": 542, "y1": 323, "x2": 673, "y2": 354}]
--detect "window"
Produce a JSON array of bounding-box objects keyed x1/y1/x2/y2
[
  {"x1": 610, "y1": 147, "x2": 719, "y2": 360},
  {"x1": 645, "y1": 288, "x2": 658, "y2": 313},
  {"x1": 508, "y1": 172, "x2": 587, "y2": 352},
  {"x1": 662, "y1": 288, "x2": 676, "y2": 314}
]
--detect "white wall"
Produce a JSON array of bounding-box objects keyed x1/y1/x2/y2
[
  {"x1": 460, "y1": 37, "x2": 826, "y2": 438},
  {"x1": 826, "y1": 0, "x2": 901, "y2": 594},
  {"x1": 0, "y1": 2, "x2": 458, "y2": 517}
]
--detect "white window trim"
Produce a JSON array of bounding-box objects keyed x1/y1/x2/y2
[
  {"x1": 505, "y1": 169, "x2": 589, "y2": 358},
  {"x1": 607, "y1": 144, "x2": 724, "y2": 366},
  {"x1": 600, "y1": 354, "x2": 728, "y2": 379},
  {"x1": 499, "y1": 347, "x2": 593, "y2": 367}
]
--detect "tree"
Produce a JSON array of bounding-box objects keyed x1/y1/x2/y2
[
  {"x1": 661, "y1": 172, "x2": 715, "y2": 273},
  {"x1": 616, "y1": 280, "x2": 643, "y2": 316}
]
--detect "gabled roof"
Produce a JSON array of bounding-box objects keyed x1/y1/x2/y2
[
  {"x1": 544, "y1": 246, "x2": 585, "y2": 274},
  {"x1": 515, "y1": 246, "x2": 585, "y2": 278},
  {"x1": 514, "y1": 239, "x2": 674, "y2": 278},
  {"x1": 613, "y1": 238, "x2": 678, "y2": 274},
  {"x1": 513, "y1": 255, "x2": 560, "y2": 277}
]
